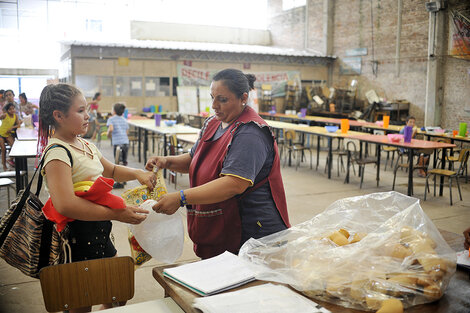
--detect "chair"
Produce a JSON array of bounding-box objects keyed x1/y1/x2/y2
[
  {"x1": 424, "y1": 149, "x2": 469, "y2": 205},
  {"x1": 167, "y1": 134, "x2": 185, "y2": 188},
  {"x1": 392, "y1": 152, "x2": 428, "y2": 194},
  {"x1": 0, "y1": 170, "x2": 28, "y2": 191},
  {"x1": 344, "y1": 139, "x2": 378, "y2": 188},
  {"x1": 324, "y1": 138, "x2": 349, "y2": 177},
  {"x1": 0, "y1": 178, "x2": 15, "y2": 205},
  {"x1": 282, "y1": 129, "x2": 312, "y2": 170},
  {"x1": 382, "y1": 146, "x2": 398, "y2": 171},
  {"x1": 39, "y1": 256, "x2": 134, "y2": 312}
]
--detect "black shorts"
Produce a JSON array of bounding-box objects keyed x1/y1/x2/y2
[{"x1": 67, "y1": 220, "x2": 117, "y2": 262}]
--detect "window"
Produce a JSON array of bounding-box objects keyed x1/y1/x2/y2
[
  {"x1": 145, "y1": 77, "x2": 170, "y2": 97},
  {"x1": 282, "y1": 0, "x2": 306, "y2": 11},
  {"x1": 172, "y1": 77, "x2": 179, "y2": 96},
  {"x1": 75, "y1": 76, "x2": 113, "y2": 97}
]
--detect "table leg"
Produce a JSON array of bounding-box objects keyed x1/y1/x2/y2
[
  {"x1": 15, "y1": 156, "x2": 23, "y2": 194},
  {"x1": 163, "y1": 135, "x2": 168, "y2": 178},
  {"x1": 376, "y1": 144, "x2": 381, "y2": 187},
  {"x1": 345, "y1": 150, "x2": 351, "y2": 184},
  {"x1": 328, "y1": 137, "x2": 332, "y2": 179},
  {"x1": 407, "y1": 149, "x2": 414, "y2": 196},
  {"x1": 143, "y1": 129, "x2": 148, "y2": 165},
  {"x1": 138, "y1": 127, "x2": 142, "y2": 163},
  {"x1": 439, "y1": 148, "x2": 447, "y2": 196},
  {"x1": 316, "y1": 136, "x2": 320, "y2": 170}
]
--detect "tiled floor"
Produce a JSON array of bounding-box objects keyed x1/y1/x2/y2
[{"x1": 0, "y1": 138, "x2": 469, "y2": 312}]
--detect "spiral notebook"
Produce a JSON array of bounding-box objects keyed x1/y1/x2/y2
[{"x1": 163, "y1": 251, "x2": 256, "y2": 296}]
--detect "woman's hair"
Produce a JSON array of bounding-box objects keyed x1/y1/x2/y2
[
  {"x1": 213, "y1": 69, "x2": 256, "y2": 98},
  {"x1": 19, "y1": 92, "x2": 27, "y2": 101},
  {"x1": 38, "y1": 84, "x2": 82, "y2": 152},
  {"x1": 4, "y1": 102, "x2": 15, "y2": 112},
  {"x1": 93, "y1": 92, "x2": 101, "y2": 100}
]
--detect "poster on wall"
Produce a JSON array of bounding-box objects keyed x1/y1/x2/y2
[
  {"x1": 176, "y1": 86, "x2": 198, "y2": 114},
  {"x1": 449, "y1": 8, "x2": 470, "y2": 60},
  {"x1": 198, "y1": 86, "x2": 214, "y2": 114},
  {"x1": 176, "y1": 65, "x2": 301, "y2": 98},
  {"x1": 340, "y1": 57, "x2": 362, "y2": 75}
]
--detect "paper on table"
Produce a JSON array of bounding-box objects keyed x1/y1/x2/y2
[
  {"x1": 457, "y1": 250, "x2": 470, "y2": 268},
  {"x1": 193, "y1": 283, "x2": 331, "y2": 313},
  {"x1": 163, "y1": 251, "x2": 255, "y2": 296}
]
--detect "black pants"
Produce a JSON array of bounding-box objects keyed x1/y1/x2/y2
[{"x1": 113, "y1": 144, "x2": 129, "y2": 165}]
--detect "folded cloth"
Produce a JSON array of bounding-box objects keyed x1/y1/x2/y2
[{"x1": 42, "y1": 176, "x2": 126, "y2": 232}]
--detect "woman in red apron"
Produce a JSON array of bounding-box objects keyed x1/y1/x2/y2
[{"x1": 146, "y1": 69, "x2": 290, "y2": 259}]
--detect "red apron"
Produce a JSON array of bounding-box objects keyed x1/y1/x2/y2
[{"x1": 188, "y1": 106, "x2": 290, "y2": 259}]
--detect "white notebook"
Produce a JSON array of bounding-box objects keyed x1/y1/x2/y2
[{"x1": 163, "y1": 251, "x2": 256, "y2": 296}]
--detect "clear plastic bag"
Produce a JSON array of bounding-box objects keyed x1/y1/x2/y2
[
  {"x1": 239, "y1": 191, "x2": 457, "y2": 311},
  {"x1": 129, "y1": 200, "x2": 184, "y2": 264}
]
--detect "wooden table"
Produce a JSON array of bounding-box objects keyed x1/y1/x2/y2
[
  {"x1": 9, "y1": 139, "x2": 38, "y2": 192},
  {"x1": 127, "y1": 119, "x2": 199, "y2": 177},
  {"x1": 347, "y1": 135, "x2": 456, "y2": 196},
  {"x1": 265, "y1": 120, "x2": 370, "y2": 179},
  {"x1": 176, "y1": 134, "x2": 199, "y2": 145},
  {"x1": 152, "y1": 230, "x2": 470, "y2": 313}
]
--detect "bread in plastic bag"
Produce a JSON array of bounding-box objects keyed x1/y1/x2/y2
[
  {"x1": 121, "y1": 169, "x2": 168, "y2": 267},
  {"x1": 129, "y1": 199, "x2": 184, "y2": 264},
  {"x1": 239, "y1": 191, "x2": 457, "y2": 311}
]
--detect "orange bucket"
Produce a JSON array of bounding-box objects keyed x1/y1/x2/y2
[
  {"x1": 341, "y1": 119, "x2": 349, "y2": 134},
  {"x1": 383, "y1": 115, "x2": 390, "y2": 128}
]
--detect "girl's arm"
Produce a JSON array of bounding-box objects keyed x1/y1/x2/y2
[
  {"x1": 107, "y1": 124, "x2": 114, "y2": 137},
  {"x1": 152, "y1": 175, "x2": 251, "y2": 215},
  {"x1": 145, "y1": 153, "x2": 192, "y2": 174},
  {"x1": 100, "y1": 156, "x2": 155, "y2": 188},
  {"x1": 44, "y1": 160, "x2": 148, "y2": 223}
]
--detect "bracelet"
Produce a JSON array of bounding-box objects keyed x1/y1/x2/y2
[{"x1": 180, "y1": 190, "x2": 188, "y2": 207}]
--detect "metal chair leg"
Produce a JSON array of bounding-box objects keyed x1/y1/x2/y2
[
  {"x1": 360, "y1": 165, "x2": 364, "y2": 189},
  {"x1": 456, "y1": 176, "x2": 462, "y2": 201},
  {"x1": 424, "y1": 176, "x2": 428, "y2": 201},
  {"x1": 449, "y1": 177, "x2": 453, "y2": 206}
]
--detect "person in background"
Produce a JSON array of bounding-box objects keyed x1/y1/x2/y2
[
  {"x1": 3, "y1": 90, "x2": 20, "y2": 114},
  {"x1": 18, "y1": 92, "x2": 39, "y2": 116},
  {"x1": 107, "y1": 102, "x2": 130, "y2": 188},
  {"x1": 39, "y1": 83, "x2": 155, "y2": 312},
  {"x1": 88, "y1": 92, "x2": 101, "y2": 140},
  {"x1": 399, "y1": 116, "x2": 429, "y2": 177},
  {"x1": 145, "y1": 68, "x2": 290, "y2": 259},
  {"x1": 0, "y1": 103, "x2": 20, "y2": 170},
  {"x1": 0, "y1": 90, "x2": 5, "y2": 111}
]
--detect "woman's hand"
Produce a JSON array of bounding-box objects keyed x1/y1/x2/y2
[
  {"x1": 152, "y1": 192, "x2": 180, "y2": 215},
  {"x1": 136, "y1": 170, "x2": 157, "y2": 189},
  {"x1": 113, "y1": 205, "x2": 149, "y2": 224},
  {"x1": 464, "y1": 227, "x2": 470, "y2": 250},
  {"x1": 145, "y1": 156, "x2": 168, "y2": 171}
]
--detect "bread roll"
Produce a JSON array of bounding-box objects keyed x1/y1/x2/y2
[
  {"x1": 339, "y1": 228, "x2": 350, "y2": 238},
  {"x1": 376, "y1": 298, "x2": 403, "y2": 313},
  {"x1": 350, "y1": 232, "x2": 367, "y2": 243},
  {"x1": 328, "y1": 231, "x2": 349, "y2": 246}
]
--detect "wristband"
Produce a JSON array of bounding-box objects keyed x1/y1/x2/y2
[{"x1": 180, "y1": 190, "x2": 188, "y2": 207}]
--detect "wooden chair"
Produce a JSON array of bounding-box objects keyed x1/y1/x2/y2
[
  {"x1": 392, "y1": 152, "x2": 428, "y2": 195},
  {"x1": 424, "y1": 149, "x2": 469, "y2": 205},
  {"x1": 325, "y1": 138, "x2": 349, "y2": 177},
  {"x1": 282, "y1": 129, "x2": 312, "y2": 170},
  {"x1": 39, "y1": 256, "x2": 134, "y2": 312},
  {"x1": 344, "y1": 139, "x2": 378, "y2": 188}
]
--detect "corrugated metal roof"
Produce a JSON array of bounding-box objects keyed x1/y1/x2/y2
[{"x1": 63, "y1": 39, "x2": 333, "y2": 58}]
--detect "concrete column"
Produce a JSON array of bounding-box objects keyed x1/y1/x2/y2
[
  {"x1": 424, "y1": 9, "x2": 446, "y2": 126},
  {"x1": 323, "y1": 0, "x2": 334, "y2": 85}
]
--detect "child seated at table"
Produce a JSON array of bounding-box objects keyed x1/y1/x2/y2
[
  {"x1": 399, "y1": 116, "x2": 429, "y2": 177},
  {"x1": 0, "y1": 103, "x2": 21, "y2": 171}
]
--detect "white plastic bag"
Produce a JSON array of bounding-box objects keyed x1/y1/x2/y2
[
  {"x1": 129, "y1": 200, "x2": 184, "y2": 264},
  {"x1": 239, "y1": 191, "x2": 457, "y2": 311}
]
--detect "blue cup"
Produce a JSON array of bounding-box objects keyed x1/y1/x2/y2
[
  {"x1": 124, "y1": 108, "x2": 129, "y2": 119},
  {"x1": 155, "y1": 114, "x2": 161, "y2": 127},
  {"x1": 404, "y1": 126, "x2": 413, "y2": 143},
  {"x1": 150, "y1": 105, "x2": 156, "y2": 113},
  {"x1": 158, "y1": 105, "x2": 163, "y2": 113}
]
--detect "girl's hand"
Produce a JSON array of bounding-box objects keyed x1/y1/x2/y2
[
  {"x1": 145, "y1": 156, "x2": 168, "y2": 171},
  {"x1": 152, "y1": 192, "x2": 180, "y2": 215},
  {"x1": 113, "y1": 205, "x2": 149, "y2": 224},
  {"x1": 464, "y1": 227, "x2": 470, "y2": 250},
  {"x1": 137, "y1": 170, "x2": 157, "y2": 189}
]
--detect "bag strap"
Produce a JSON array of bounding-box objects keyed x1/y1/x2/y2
[
  {"x1": 35, "y1": 144, "x2": 73, "y2": 196},
  {"x1": 0, "y1": 144, "x2": 73, "y2": 248}
]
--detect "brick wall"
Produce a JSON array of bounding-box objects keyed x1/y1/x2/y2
[{"x1": 267, "y1": 0, "x2": 470, "y2": 128}]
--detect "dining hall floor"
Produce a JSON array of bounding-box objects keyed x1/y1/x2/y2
[{"x1": 0, "y1": 137, "x2": 469, "y2": 313}]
